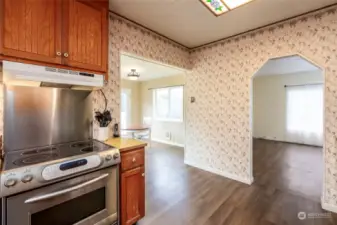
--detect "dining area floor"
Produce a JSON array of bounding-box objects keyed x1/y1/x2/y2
[{"x1": 138, "y1": 140, "x2": 337, "y2": 225}]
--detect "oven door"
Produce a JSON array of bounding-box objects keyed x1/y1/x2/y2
[{"x1": 5, "y1": 166, "x2": 118, "y2": 225}]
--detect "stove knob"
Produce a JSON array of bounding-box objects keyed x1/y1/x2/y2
[
  {"x1": 113, "y1": 153, "x2": 120, "y2": 160},
  {"x1": 22, "y1": 175, "x2": 33, "y2": 183},
  {"x1": 4, "y1": 178, "x2": 17, "y2": 187},
  {"x1": 105, "y1": 155, "x2": 112, "y2": 161}
]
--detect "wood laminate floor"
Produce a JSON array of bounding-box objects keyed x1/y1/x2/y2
[{"x1": 138, "y1": 139, "x2": 337, "y2": 225}]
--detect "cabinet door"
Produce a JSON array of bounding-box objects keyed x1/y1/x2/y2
[
  {"x1": 0, "y1": 0, "x2": 62, "y2": 64},
  {"x1": 63, "y1": 0, "x2": 108, "y2": 72},
  {"x1": 121, "y1": 166, "x2": 145, "y2": 225}
]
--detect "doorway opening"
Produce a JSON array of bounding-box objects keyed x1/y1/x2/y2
[
  {"x1": 251, "y1": 54, "x2": 324, "y2": 203},
  {"x1": 119, "y1": 52, "x2": 187, "y2": 149}
]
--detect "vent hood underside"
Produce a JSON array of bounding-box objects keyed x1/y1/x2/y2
[{"x1": 2, "y1": 61, "x2": 105, "y2": 90}]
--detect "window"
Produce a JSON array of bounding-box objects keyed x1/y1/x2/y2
[
  {"x1": 153, "y1": 86, "x2": 183, "y2": 122},
  {"x1": 285, "y1": 84, "x2": 323, "y2": 146}
]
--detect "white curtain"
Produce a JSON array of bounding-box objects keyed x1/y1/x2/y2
[{"x1": 285, "y1": 84, "x2": 323, "y2": 146}]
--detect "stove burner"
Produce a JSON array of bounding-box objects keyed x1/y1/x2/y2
[
  {"x1": 22, "y1": 147, "x2": 57, "y2": 155},
  {"x1": 81, "y1": 146, "x2": 99, "y2": 152},
  {"x1": 71, "y1": 142, "x2": 92, "y2": 148},
  {"x1": 13, "y1": 153, "x2": 59, "y2": 166}
]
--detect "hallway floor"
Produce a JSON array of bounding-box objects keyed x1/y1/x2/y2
[{"x1": 138, "y1": 140, "x2": 336, "y2": 225}]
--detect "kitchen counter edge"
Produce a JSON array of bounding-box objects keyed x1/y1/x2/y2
[{"x1": 105, "y1": 138, "x2": 147, "y2": 152}]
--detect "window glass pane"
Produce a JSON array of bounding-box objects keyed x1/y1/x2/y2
[
  {"x1": 169, "y1": 87, "x2": 183, "y2": 120},
  {"x1": 155, "y1": 88, "x2": 169, "y2": 118},
  {"x1": 286, "y1": 85, "x2": 323, "y2": 133},
  {"x1": 154, "y1": 86, "x2": 183, "y2": 121}
]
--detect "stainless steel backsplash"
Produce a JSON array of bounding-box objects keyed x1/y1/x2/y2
[{"x1": 4, "y1": 85, "x2": 93, "y2": 152}]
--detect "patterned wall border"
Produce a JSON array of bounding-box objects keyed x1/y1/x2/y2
[{"x1": 191, "y1": 5, "x2": 337, "y2": 52}]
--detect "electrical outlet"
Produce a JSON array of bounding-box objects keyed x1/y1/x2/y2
[{"x1": 165, "y1": 132, "x2": 171, "y2": 140}]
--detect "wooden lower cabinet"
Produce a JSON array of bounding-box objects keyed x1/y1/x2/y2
[{"x1": 120, "y1": 148, "x2": 145, "y2": 225}]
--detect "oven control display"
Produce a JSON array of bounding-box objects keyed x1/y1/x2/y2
[
  {"x1": 42, "y1": 155, "x2": 101, "y2": 181},
  {"x1": 60, "y1": 159, "x2": 88, "y2": 171}
]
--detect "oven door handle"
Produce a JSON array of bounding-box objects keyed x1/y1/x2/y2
[{"x1": 24, "y1": 173, "x2": 109, "y2": 204}]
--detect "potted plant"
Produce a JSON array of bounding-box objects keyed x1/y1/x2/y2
[{"x1": 95, "y1": 90, "x2": 112, "y2": 141}]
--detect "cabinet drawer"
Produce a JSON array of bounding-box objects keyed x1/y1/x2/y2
[{"x1": 121, "y1": 149, "x2": 144, "y2": 171}]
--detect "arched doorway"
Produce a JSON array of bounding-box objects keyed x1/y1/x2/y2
[{"x1": 250, "y1": 53, "x2": 325, "y2": 204}]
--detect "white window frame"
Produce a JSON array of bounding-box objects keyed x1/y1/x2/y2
[{"x1": 153, "y1": 86, "x2": 184, "y2": 122}]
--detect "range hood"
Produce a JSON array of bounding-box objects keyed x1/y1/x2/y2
[{"x1": 2, "y1": 61, "x2": 104, "y2": 90}]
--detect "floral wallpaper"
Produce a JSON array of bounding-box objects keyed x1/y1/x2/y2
[
  {"x1": 0, "y1": 4, "x2": 337, "y2": 210},
  {"x1": 92, "y1": 13, "x2": 191, "y2": 137},
  {"x1": 186, "y1": 6, "x2": 337, "y2": 207}
]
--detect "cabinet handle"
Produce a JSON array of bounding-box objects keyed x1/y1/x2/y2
[
  {"x1": 132, "y1": 157, "x2": 136, "y2": 163},
  {"x1": 56, "y1": 52, "x2": 61, "y2": 56},
  {"x1": 142, "y1": 173, "x2": 145, "y2": 177},
  {"x1": 63, "y1": 53, "x2": 69, "y2": 58}
]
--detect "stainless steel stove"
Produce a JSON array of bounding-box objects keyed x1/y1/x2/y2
[
  {"x1": 1, "y1": 139, "x2": 120, "y2": 197},
  {"x1": 1, "y1": 85, "x2": 120, "y2": 225}
]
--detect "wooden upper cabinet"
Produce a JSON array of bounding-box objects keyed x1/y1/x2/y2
[
  {"x1": 0, "y1": 0, "x2": 62, "y2": 64},
  {"x1": 0, "y1": 0, "x2": 108, "y2": 74},
  {"x1": 63, "y1": 0, "x2": 108, "y2": 72}
]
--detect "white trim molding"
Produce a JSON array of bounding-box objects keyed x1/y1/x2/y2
[
  {"x1": 322, "y1": 201, "x2": 337, "y2": 213},
  {"x1": 184, "y1": 159, "x2": 254, "y2": 185},
  {"x1": 151, "y1": 138, "x2": 185, "y2": 148}
]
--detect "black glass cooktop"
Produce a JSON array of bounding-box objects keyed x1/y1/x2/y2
[{"x1": 3, "y1": 139, "x2": 114, "y2": 170}]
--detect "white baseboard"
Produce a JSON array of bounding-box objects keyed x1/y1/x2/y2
[
  {"x1": 151, "y1": 138, "x2": 184, "y2": 148},
  {"x1": 184, "y1": 159, "x2": 254, "y2": 185},
  {"x1": 322, "y1": 201, "x2": 337, "y2": 213}
]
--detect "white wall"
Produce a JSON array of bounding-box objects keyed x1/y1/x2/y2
[
  {"x1": 253, "y1": 70, "x2": 323, "y2": 142},
  {"x1": 140, "y1": 75, "x2": 185, "y2": 146}
]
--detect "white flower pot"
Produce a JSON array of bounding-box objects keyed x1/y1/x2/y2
[{"x1": 97, "y1": 127, "x2": 109, "y2": 141}]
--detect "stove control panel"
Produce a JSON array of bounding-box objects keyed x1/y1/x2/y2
[
  {"x1": 21, "y1": 175, "x2": 34, "y2": 183},
  {"x1": 0, "y1": 148, "x2": 121, "y2": 198},
  {"x1": 42, "y1": 155, "x2": 101, "y2": 181},
  {"x1": 4, "y1": 178, "x2": 17, "y2": 187}
]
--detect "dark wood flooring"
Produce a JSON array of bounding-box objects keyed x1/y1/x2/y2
[{"x1": 138, "y1": 139, "x2": 337, "y2": 225}]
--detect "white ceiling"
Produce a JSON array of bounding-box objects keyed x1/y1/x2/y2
[
  {"x1": 110, "y1": 0, "x2": 337, "y2": 48},
  {"x1": 254, "y1": 55, "x2": 321, "y2": 77},
  {"x1": 120, "y1": 54, "x2": 185, "y2": 81}
]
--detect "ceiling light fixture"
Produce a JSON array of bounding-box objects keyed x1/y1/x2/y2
[
  {"x1": 127, "y1": 69, "x2": 140, "y2": 81},
  {"x1": 200, "y1": 0, "x2": 254, "y2": 16}
]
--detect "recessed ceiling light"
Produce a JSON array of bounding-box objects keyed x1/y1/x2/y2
[{"x1": 200, "y1": 0, "x2": 255, "y2": 16}]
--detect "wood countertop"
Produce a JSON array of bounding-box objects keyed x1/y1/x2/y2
[{"x1": 105, "y1": 138, "x2": 147, "y2": 152}]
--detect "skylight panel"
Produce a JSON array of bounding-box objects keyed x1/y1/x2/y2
[
  {"x1": 200, "y1": 0, "x2": 255, "y2": 16},
  {"x1": 200, "y1": 0, "x2": 229, "y2": 16},
  {"x1": 223, "y1": 0, "x2": 253, "y2": 9}
]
